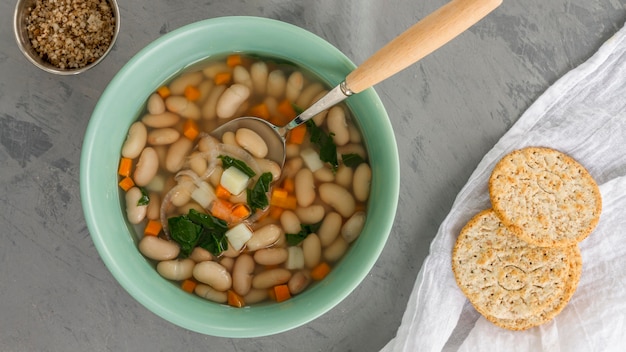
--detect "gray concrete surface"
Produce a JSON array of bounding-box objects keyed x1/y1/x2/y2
[{"x1": 1, "y1": 0, "x2": 624, "y2": 351}]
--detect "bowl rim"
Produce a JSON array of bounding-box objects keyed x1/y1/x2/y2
[
  {"x1": 80, "y1": 16, "x2": 400, "y2": 337},
  {"x1": 13, "y1": 0, "x2": 121, "y2": 75}
]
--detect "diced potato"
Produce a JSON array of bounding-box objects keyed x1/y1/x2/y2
[
  {"x1": 285, "y1": 246, "x2": 304, "y2": 270},
  {"x1": 191, "y1": 181, "x2": 216, "y2": 209},
  {"x1": 300, "y1": 148, "x2": 324, "y2": 172},
  {"x1": 220, "y1": 167, "x2": 250, "y2": 195},
  {"x1": 226, "y1": 223, "x2": 254, "y2": 251}
]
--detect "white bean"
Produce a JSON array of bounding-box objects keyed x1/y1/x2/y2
[
  {"x1": 221, "y1": 131, "x2": 237, "y2": 146},
  {"x1": 138, "y1": 236, "x2": 179, "y2": 261},
  {"x1": 235, "y1": 128, "x2": 268, "y2": 158},
  {"x1": 165, "y1": 137, "x2": 193, "y2": 173},
  {"x1": 244, "y1": 289, "x2": 268, "y2": 304},
  {"x1": 195, "y1": 284, "x2": 227, "y2": 303},
  {"x1": 348, "y1": 124, "x2": 362, "y2": 143},
  {"x1": 233, "y1": 65, "x2": 253, "y2": 90},
  {"x1": 121, "y1": 122, "x2": 147, "y2": 159},
  {"x1": 216, "y1": 84, "x2": 250, "y2": 119},
  {"x1": 335, "y1": 165, "x2": 353, "y2": 189},
  {"x1": 156, "y1": 258, "x2": 195, "y2": 281},
  {"x1": 319, "y1": 183, "x2": 356, "y2": 218},
  {"x1": 295, "y1": 205, "x2": 325, "y2": 224},
  {"x1": 327, "y1": 106, "x2": 350, "y2": 146},
  {"x1": 324, "y1": 236, "x2": 348, "y2": 263},
  {"x1": 125, "y1": 187, "x2": 147, "y2": 224},
  {"x1": 195, "y1": 80, "x2": 214, "y2": 105},
  {"x1": 287, "y1": 271, "x2": 311, "y2": 295},
  {"x1": 202, "y1": 84, "x2": 226, "y2": 120},
  {"x1": 219, "y1": 256, "x2": 235, "y2": 272},
  {"x1": 141, "y1": 111, "x2": 180, "y2": 128},
  {"x1": 253, "y1": 248, "x2": 288, "y2": 266},
  {"x1": 286, "y1": 71, "x2": 304, "y2": 102},
  {"x1": 147, "y1": 128, "x2": 180, "y2": 145},
  {"x1": 247, "y1": 224, "x2": 283, "y2": 251},
  {"x1": 165, "y1": 96, "x2": 201, "y2": 120},
  {"x1": 252, "y1": 268, "x2": 292, "y2": 289},
  {"x1": 353, "y1": 163, "x2": 372, "y2": 202},
  {"x1": 280, "y1": 210, "x2": 301, "y2": 234},
  {"x1": 255, "y1": 158, "x2": 281, "y2": 181},
  {"x1": 169, "y1": 180, "x2": 194, "y2": 207},
  {"x1": 146, "y1": 191, "x2": 160, "y2": 220},
  {"x1": 250, "y1": 62, "x2": 268, "y2": 95},
  {"x1": 295, "y1": 168, "x2": 315, "y2": 207},
  {"x1": 302, "y1": 233, "x2": 321, "y2": 269},
  {"x1": 337, "y1": 143, "x2": 367, "y2": 159},
  {"x1": 189, "y1": 152, "x2": 208, "y2": 176},
  {"x1": 318, "y1": 212, "x2": 342, "y2": 247},
  {"x1": 147, "y1": 93, "x2": 165, "y2": 115},
  {"x1": 193, "y1": 261, "x2": 232, "y2": 291},
  {"x1": 285, "y1": 143, "x2": 300, "y2": 159},
  {"x1": 283, "y1": 157, "x2": 303, "y2": 178},
  {"x1": 232, "y1": 254, "x2": 254, "y2": 296},
  {"x1": 202, "y1": 62, "x2": 230, "y2": 79},
  {"x1": 266, "y1": 70, "x2": 286, "y2": 99},
  {"x1": 169, "y1": 71, "x2": 204, "y2": 95},
  {"x1": 189, "y1": 247, "x2": 213, "y2": 262},
  {"x1": 314, "y1": 168, "x2": 335, "y2": 182},
  {"x1": 133, "y1": 147, "x2": 159, "y2": 186},
  {"x1": 342, "y1": 211, "x2": 366, "y2": 243},
  {"x1": 296, "y1": 83, "x2": 324, "y2": 108}
]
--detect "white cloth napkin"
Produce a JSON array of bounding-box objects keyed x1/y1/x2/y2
[{"x1": 382, "y1": 22, "x2": 626, "y2": 352}]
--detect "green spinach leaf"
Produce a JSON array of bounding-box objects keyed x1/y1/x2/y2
[
  {"x1": 218, "y1": 155, "x2": 256, "y2": 177},
  {"x1": 247, "y1": 172, "x2": 273, "y2": 212}
]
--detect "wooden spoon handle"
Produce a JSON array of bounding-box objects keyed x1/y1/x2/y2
[{"x1": 344, "y1": 0, "x2": 502, "y2": 94}]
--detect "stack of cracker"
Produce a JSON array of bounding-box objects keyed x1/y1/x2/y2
[{"x1": 452, "y1": 147, "x2": 602, "y2": 330}]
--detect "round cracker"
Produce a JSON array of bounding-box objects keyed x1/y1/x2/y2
[
  {"x1": 452, "y1": 209, "x2": 572, "y2": 323},
  {"x1": 489, "y1": 147, "x2": 602, "y2": 247},
  {"x1": 484, "y1": 244, "x2": 582, "y2": 330}
]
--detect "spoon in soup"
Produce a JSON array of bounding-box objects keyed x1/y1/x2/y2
[{"x1": 211, "y1": 0, "x2": 502, "y2": 166}]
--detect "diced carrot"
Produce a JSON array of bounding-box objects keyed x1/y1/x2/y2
[
  {"x1": 227, "y1": 290, "x2": 245, "y2": 308},
  {"x1": 311, "y1": 262, "x2": 331, "y2": 281},
  {"x1": 210, "y1": 198, "x2": 234, "y2": 222},
  {"x1": 184, "y1": 85, "x2": 201, "y2": 101},
  {"x1": 248, "y1": 103, "x2": 271, "y2": 120},
  {"x1": 288, "y1": 124, "x2": 307, "y2": 145},
  {"x1": 273, "y1": 284, "x2": 292, "y2": 303},
  {"x1": 182, "y1": 119, "x2": 200, "y2": 141},
  {"x1": 118, "y1": 157, "x2": 132, "y2": 177},
  {"x1": 268, "y1": 206, "x2": 284, "y2": 220},
  {"x1": 214, "y1": 72, "x2": 232, "y2": 85},
  {"x1": 282, "y1": 178, "x2": 295, "y2": 193},
  {"x1": 143, "y1": 219, "x2": 162, "y2": 237},
  {"x1": 156, "y1": 86, "x2": 170, "y2": 99},
  {"x1": 270, "y1": 191, "x2": 297, "y2": 210},
  {"x1": 272, "y1": 187, "x2": 288, "y2": 199},
  {"x1": 267, "y1": 288, "x2": 276, "y2": 301},
  {"x1": 118, "y1": 176, "x2": 135, "y2": 191},
  {"x1": 226, "y1": 54, "x2": 243, "y2": 68},
  {"x1": 231, "y1": 204, "x2": 251, "y2": 221},
  {"x1": 215, "y1": 184, "x2": 231, "y2": 199},
  {"x1": 181, "y1": 279, "x2": 197, "y2": 293},
  {"x1": 277, "y1": 99, "x2": 297, "y2": 119}
]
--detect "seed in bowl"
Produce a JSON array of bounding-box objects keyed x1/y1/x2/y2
[
  {"x1": 25, "y1": 0, "x2": 116, "y2": 69},
  {"x1": 118, "y1": 54, "x2": 372, "y2": 307}
]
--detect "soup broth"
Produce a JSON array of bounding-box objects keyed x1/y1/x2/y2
[{"x1": 118, "y1": 53, "x2": 372, "y2": 306}]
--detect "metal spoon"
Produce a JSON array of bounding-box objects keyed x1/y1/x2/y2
[{"x1": 211, "y1": 0, "x2": 502, "y2": 166}]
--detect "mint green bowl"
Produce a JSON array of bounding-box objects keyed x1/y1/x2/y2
[{"x1": 80, "y1": 16, "x2": 399, "y2": 337}]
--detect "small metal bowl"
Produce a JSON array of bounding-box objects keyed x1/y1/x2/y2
[{"x1": 13, "y1": 0, "x2": 120, "y2": 75}]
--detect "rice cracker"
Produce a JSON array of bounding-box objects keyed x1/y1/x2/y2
[
  {"x1": 489, "y1": 147, "x2": 601, "y2": 247},
  {"x1": 452, "y1": 209, "x2": 578, "y2": 329}
]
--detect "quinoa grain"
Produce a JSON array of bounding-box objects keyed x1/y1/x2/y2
[{"x1": 25, "y1": 0, "x2": 116, "y2": 70}]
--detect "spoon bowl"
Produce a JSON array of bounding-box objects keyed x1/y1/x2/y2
[{"x1": 211, "y1": 0, "x2": 502, "y2": 166}]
